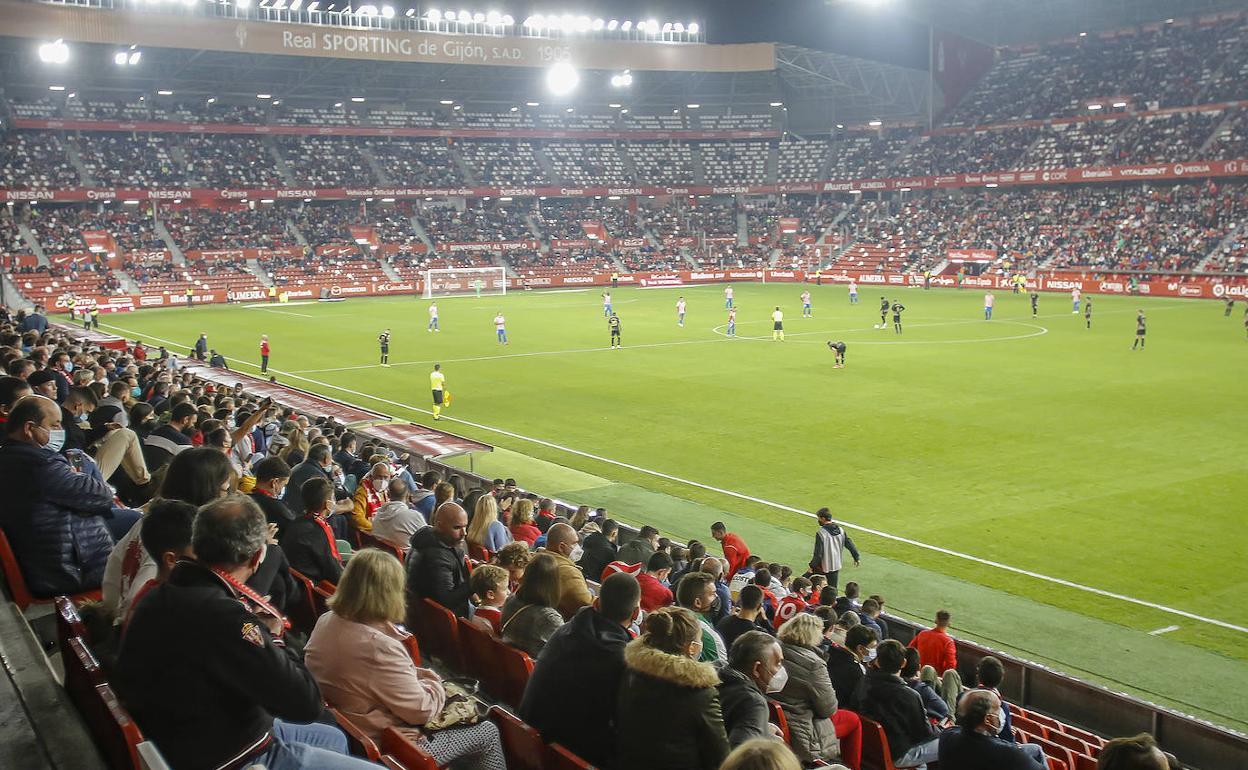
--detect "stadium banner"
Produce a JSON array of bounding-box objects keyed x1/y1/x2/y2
[
  {"x1": 379, "y1": 242, "x2": 430, "y2": 255},
  {"x1": 349, "y1": 226, "x2": 380, "y2": 249},
  {"x1": 437, "y1": 239, "x2": 539, "y2": 252},
  {"x1": 0, "y1": 2, "x2": 776, "y2": 72},
  {"x1": 946, "y1": 249, "x2": 998, "y2": 262},
  {"x1": 315, "y1": 245, "x2": 359, "y2": 257},
  {"x1": 47, "y1": 252, "x2": 96, "y2": 267},
  {"x1": 5, "y1": 158, "x2": 1246, "y2": 204},
  {"x1": 549, "y1": 238, "x2": 591, "y2": 250},
  {"x1": 615, "y1": 237, "x2": 648, "y2": 249},
  {"x1": 184, "y1": 247, "x2": 303, "y2": 261},
  {"x1": 127, "y1": 249, "x2": 173, "y2": 263},
  {"x1": 11, "y1": 118, "x2": 780, "y2": 143},
  {"x1": 777, "y1": 217, "x2": 801, "y2": 235},
  {"x1": 3, "y1": 254, "x2": 40, "y2": 268}
]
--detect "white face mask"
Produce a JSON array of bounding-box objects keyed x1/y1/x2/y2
[
  {"x1": 569, "y1": 544, "x2": 584, "y2": 563},
  {"x1": 43, "y1": 428, "x2": 66, "y2": 453},
  {"x1": 861, "y1": 646, "x2": 877, "y2": 663},
  {"x1": 372, "y1": 477, "x2": 388, "y2": 492},
  {"x1": 766, "y1": 665, "x2": 789, "y2": 693}
]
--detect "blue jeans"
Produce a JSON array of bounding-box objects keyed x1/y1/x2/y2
[
  {"x1": 104, "y1": 507, "x2": 142, "y2": 541},
  {"x1": 260, "y1": 719, "x2": 377, "y2": 769},
  {"x1": 894, "y1": 737, "x2": 940, "y2": 768}
]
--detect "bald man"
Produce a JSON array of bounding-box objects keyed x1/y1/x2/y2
[
  {"x1": 937, "y1": 689, "x2": 1045, "y2": 770},
  {"x1": 542, "y1": 522, "x2": 594, "y2": 619},
  {"x1": 406, "y1": 501, "x2": 472, "y2": 617}
]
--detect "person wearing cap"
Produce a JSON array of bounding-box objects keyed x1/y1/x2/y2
[{"x1": 27, "y1": 368, "x2": 59, "y2": 400}]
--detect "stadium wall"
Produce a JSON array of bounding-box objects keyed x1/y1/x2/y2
[{"x1": 36, "y1": 269, "x2": 1248, "y2": 313}]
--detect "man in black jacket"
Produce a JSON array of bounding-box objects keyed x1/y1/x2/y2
[
  {"x1": 938, "y1": 690, "x2": 1045, "y2": 770},
  {"x1": 718, "y1": 630, "x2": 785, "y2": 747},
  {"x1": 852, "y1": 639, "x2": 938, "y2": 768},
  {"x1": 406, "y1": 501, "x2": 472, "y2": 617},
  {"x1": 116, "y1": 495, "x2": 375, "y2": 770},
  {"x1": 519, "y1": 572, "x2": 641, "y2": 766},
  {"x1": 249, "y1": 456, "x2": 297, "y2": 537},
  {"x1": 615, "y1": 524, "x2": 658, "y2": 566},
  {"x1": 827, "y1": 624, "x2": 877, "y2": 707},
  {"x1": 142, "y1": 401, "x2": 196, "y2": 471},
  {"x1": 577, "y1": 517, "x2": 619, "y2": 582},
  {"x1": 280, "y1": 477, "x2": 344, "y2": 585}
]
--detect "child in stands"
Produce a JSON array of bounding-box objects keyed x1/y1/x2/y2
[{"x1": 469, "y1": 564, "x2": 510, "y2": 637}]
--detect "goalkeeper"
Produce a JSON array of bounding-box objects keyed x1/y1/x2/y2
[{"x1": 430, "y1": 363, "x2": 449, "y2": 420}]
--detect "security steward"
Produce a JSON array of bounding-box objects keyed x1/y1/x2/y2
[{"x1": 116, "y1": 496, "x2": 375, "y2": 770}]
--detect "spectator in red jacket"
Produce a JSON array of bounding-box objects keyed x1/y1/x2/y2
[
  {"x1": 637, "y1": 551, "x2": 675, "y2": 612},
  {"x1": 711, "y1": 521, "x2": 751, "y2": 579},
  {"x1": 508, "y1": 498, "x2": 541, "y2": 546},
  {"x1": 909, "y1": 609, "x2": 958, "y2": 674}
]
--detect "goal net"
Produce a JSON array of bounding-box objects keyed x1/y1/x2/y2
[{"x1": 422, "y1": 266, "x2": 508, "y2": 299}]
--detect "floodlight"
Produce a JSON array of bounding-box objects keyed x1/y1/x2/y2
[
  {"x1": 157, "y1": 89, "x2": 174, "y2": 95},
  {"x1": 608, "y1": 103, "x2": 621, "y2": 108},
  {"x1": 38, "y1": 40, "x2": 70, "y2": 65},
  {"x1": 770, "y1": 101, "x2": 783, "y2": 107},
  {"x1": 1087, "y1": 103, "x2": 1102, "y2": 110},
  {"x1": 546, "y1": 61, "x2": 580, "y2": 96},
  {"x1": 381, "y1": 5, "x2": 394, "y2": 18},
  {"x1": 207, "y1": 97, "x2": 217, "y2": 103},
  {"x1": 453, "y1": 104, "x2": 462, "y2": 110},
  {"x1": 237, "y1": 0, "x2": 251, "y2": 7},
  {"x1": 688, "y1": 22, "x2": 699, "y2": 34},
  {"x1": 459, "y1": 10, "x2": 472, "y2": 23},
  {"x1": 607, "y1": 19, "x2": 618, "y2": 30},
  {"x1": 575, "y1": 15, "x2": 591, "y2": 32},
  {"x1": 985, "y1": 183, "x2": 999, "y2": 188},
  {"x1": 510, "y1": 105, "x2": 519, "y2": 112},
  {"x1": 835, "y1": 123, "x2": 844, "y2": 129},
  {"x1": 48, "y1": 85, "x2": 66, "y2": 91},
  {"x1": 621, "y1": 20, "x2": 632, "y2": 31},
  {"x1": 306, "y1": 1, "x2": 319, "y2": 11},
  {"x1": 67, "y1": 92, "x2": 76, "y2": 99},
  {"x1": 686, "y1": 103, "x2": 699, "y2": 109},
  {"x1": 673, "y1": 22, "x2": 684, "y2": 33},
  {"x1": 486, "y1": 10, "x2": 501, "y2": 24},
  {"x1": 129, "y1": 50, "x2": 141, "y2": 65},
  {"x1": 619, "y1": 108, "x2": 628, "y2": 114},
  {"x1": 502, "y1": 14, "x2": 513, "y2": 24},
  {"x1": 333, "y1": 101, "x2": 343, "y2": 107},
  {"x1": 114, "y1": 52, "x2": 128, "y2": 66},
  {"x1": 290, "y1": 0, "x2": 303, "y2": 9},
  {"x1": 1112, "y1": 101, "x2": 1127, "y2": 108},
  {"x1": 358, "y1": 5, "x2": 377, "y2": 15},
  {"x1": 473, "y1": 12, "x2": 485, "y2": 23},
  {"x1": 444, "y1": 10, "x2": 456, "y2": 20},
  {"x1": 426, "y1": 8, "x2": 441, "y2": 21},
  {"x1": 560, "y1": 14, "x2": 575, "y2": 30},
  {"x1": 868, "y1": 119, "x2": 882, "y2": 126},
  {"x1": 645, "y1": 19, "x2": 658, "y2": 34},
  {"x1": 526, "y1": 101, "x2": 540, "y2": 106},
  {"x1": 592, "y1": 18, "x2": 604, "y2": 31},
  {"x1": 662, "y1": 22, "x2": 672, "y2": 33},
  {"x1": 272, "y1": 100, "x2": 281, "y2": 105},
  {"x1": 566, "y1": 107, "x2": 574, "y2": 113},
  {"x1": 257, "y1": 93, "x2": 272, "y2": 99},
  {"x1": 439, "y1": 99, "x2": 455, "y2": 105},
  {"x1": 351, "y1": 96, "x2": 366, "y2": 102}
]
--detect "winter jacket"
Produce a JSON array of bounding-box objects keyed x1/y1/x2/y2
[
  {"x1": 615, "y1": 639, "x2": 730, "y2": 770},
  {"x1": 519, "y1": 606, "x2": 631, "y2": 767},
  {"x1": 405, "y1": 526, "x2": 472, "y2": 617},
  {"x1": 371, "y1": 501, "x2": 426, "y2": 552},
  {"x1": 540, "y1": 548, "x2": 594, "y2": 619},
  {"x1": 0, "y1": 440, "x2": 115, "y2": 596},
  {"x1": 824, "y1": 642, "x2": 867, "y2": 711},
  {"x1": 280, "y1": 514, "x2": 344, "y2": 586},
  {"x1": 775, "y1": 641, "x2": 840, "y2": 765},
  {"x1": 304, "y1": 611, "x2": 446, "y2": 739},
  {"x1": 614, "y1": 536, "x2": 655, "y2": 567},
  {"x1": 717, "y1": 666, "x2": 772, "y2": 748},
  {"x1": 938, "y1": 727, "x2": 1046, "y2": 770},
  {"x1": 499, "y1": 596, "x2": 564, "y2": 657},
  {"x1": 637, "y1": 571, "x2": 675, "y2": 612},
  {"x1": 908, "y1": 678, "x2": 950, "y2": 721},
  {"x1": 577, "y1": 531, "x2": 617, "y2": 583},
  {"x1": 851, "y1": 669, "x2": 936, "y2": 761}
]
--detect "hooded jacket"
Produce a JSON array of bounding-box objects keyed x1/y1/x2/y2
[
  {"x1": 852, "y1": 669, "x2": 936, "y2": 761},
  {"x1": 519, "y1": 606, "x2": 632, "y2": 767},
  {"x1": 0, "y1": 440, "x2": 115, "y2": 596},
  {"x1": 716, "y1": 666, "x2": 771, "y2": 748},
  {"x1": 371, "y1": 501, "x2": 426, "y2": 552},
  {"x1": 615, "y1": 638, "x2": 730, "y2": 770},
  {"x1": 405, "y1": 526, "x2": 472, "y2": 617},
  {"x1": 577, "y1": 531, "x2": 617, "y2": 582},
  {"x1": 775, "y1": 640, "x2": 840, "y2": 765}
]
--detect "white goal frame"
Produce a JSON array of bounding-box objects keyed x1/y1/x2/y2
[{"x1": 422, "y1": 266, "x2": 508, "y2": 299}]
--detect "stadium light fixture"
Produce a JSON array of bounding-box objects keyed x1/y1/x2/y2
[
  {"x1": 426, "y1": 8, "x2": 441, "y2": 22},
  {"x1": 607, "y1": 19, "x2": 618, "y2": 30},
  {"x1": 688, "y1": 22, "x2": 699, "y2": 34},
  {"x1": 333, "y1": 101, "x2": 343, "y2": 107},
  {"x1": 462, "y1": 10, "x2": 475, "y2": 24},
  {"x1": 444, "y1": 10, "x2": 456, "y2": 20},
  {"x1": 835, "y1": 123, "x2": 844, "y2": 129},
  {"x1": 770, "y1": 101, "x2": 783, "y2": 107},
  {"x1": 272, "y1": 100, "x2": 281, "y2": 105},
  {"x1": 592, "y1": 18, "x2": 604, "y2": 31},
  {"x1": 1078, "y1": 31, "x2": 1087, "y2": 37},
  {"x1": 257, "y1": 93, "x2": 272, "y2": 99},
  {"x1": 453, "y1": 104, "x2": 462, "y2": 110},
  {"x1": 985, "y1": 183, "x2": 999, "y2": 188},
  {"x1": 67, "y1": 92, "x2": 76, "y2": 99},
  {"x1": 662, "y1": 22, "x2": 673, "y2": 33},
  {"x1": 1112, "y1": 101, "x2": 1127, "y2": 108},
  {"x1": 673, "y1": 22, "x2": 684, "y2": 33},
  {"x1": 157, "y1": 89, "x2": 174, "y2": 95},
  {"x1": 381, "y1": 5, "x2": 394, "y2": 18},
  {"x1": 526, "y1": 101, "x2": 540, "y2": 106},
  {"x1": 868, "y1": 119, "x2": 882, "y2": 126},
  {"x1": 473, "y1": 12, "x2": 485, "y2": 23},
  {"x1": 237, "y1": 0, "x2": 252, "y2": 8},
  {"x1": 114, "y1": 52, "x2": 128, "y2": 66},
  {"x1": 38, "y1": 39, "x2": 70, "y2": 65},
  {"x1": 619, "y1": 108, "x2": 628, "y2": 114},
  {"x1": 575, "y1": 15, "x2": 591, "y2": 32},
  {"x1": 898, "y1": 186, "x2": 911, "y2": 192},
  {"x1": 608, "y1": 102, "x2": 621, "y2": 108},
  {"x1": 486, "y1": 10, "x2": 501, "y2": 24},
  {"x1": 48, "y1": 85, "x2": 66, "y2": 91},
  {"x1": 502, "y1": 14, "x2": 513, "y2": 24},
  {"x1": 686, "y1": 103, "x2": 700, "y2": 109},
  {"x1": 621, "y1": 20, "x2": 632, "y2": 31},
  {"x1": 351, "y1": 96, "x2": 366, "y2": 102},
  {"x1": 510, "y1": 105, "x2": 519, "y2": 112},
  {"x1": 1087, "y1": 103, "x2": 1102, "y2": 110},
  {"x1": 439, "y1": 99, "x2": 455, "y2": 104},
  {"x1": 306, "y1": 1, "x2": 319, "y2": 11},
  {"x1": 207, "y1": 97, "x2": 217, "y2": 104},
  {"x1": 546, "y1": 61, "x2": 580, "y2": 96},
  {"x1": 357, "y1": 5, "x2": 378, "y2": 15},
  {"x1": 290, "y1": 0, "x2": 303, "y2": 9},
  {"x1": 645, "y1": 18, "x2": 658, "y2": 34}
]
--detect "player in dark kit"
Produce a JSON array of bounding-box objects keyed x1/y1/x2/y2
[
  {"x1": 827, "y1": 340, "x2": 846, "y2": 368},
  {"x1": 1132, "y1": 310, "x2": 1146, "y2": 350},
  {"x1": 608, "y1": 313, "x2": 622, "y2": 349},
  {"x1": 378, "y1": 328, "x2": 391, "y2": 366},
  {"x1": 1030, "y1": 292, "x2": 1039, "y2": 317},
  {"x1": 1225, "y1": 298, "x2": 1236, "y2": 317},
  {"x1": 879, "y1": 297, "x2": 889, "y2": 327},
  {"x1": 891, "y1": 301, "x2": 905, "y2": 334},
  {"x1": 1084, "y1": 297, "x2": 1093, "y2": 328}
]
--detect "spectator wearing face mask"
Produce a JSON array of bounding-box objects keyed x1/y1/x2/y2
[
  {"x1": 826, "y1": 624, "x2": 877, "y2": 706},
  {"x1": 249, "y1": 457, "x2": 297, "y2": 538},
  {"x1": 773, "y1": 613, "x2": 841, "y2": 766},
  {"x1": 0, "y1": 395, "x2": 116, "y2": 597},
  {"x1": 540, "y1": 522, "x2": 593, "y2": 619},
  {"x1": 349, "y1": 462, "x2": 392, "y2": 533},
  {"x1": 717, "y1": 630, "x2": 787, "y2": 747}
]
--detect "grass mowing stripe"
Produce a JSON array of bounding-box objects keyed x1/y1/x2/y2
[{"x1": 98, "y1": 315, "x2": 1248, "y2": 637}]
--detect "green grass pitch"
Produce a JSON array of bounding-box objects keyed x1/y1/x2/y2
[{"x1": 80, "y1": 282, "x2": 1248, "y2": 727}]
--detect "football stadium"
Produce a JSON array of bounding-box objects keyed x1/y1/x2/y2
[{"x1": 0, "y1": 0, "x2": 1246, "y2": 768}]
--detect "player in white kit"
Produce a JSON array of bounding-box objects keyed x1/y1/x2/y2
[
  {"x1": 725, "y1": 286, "x2": 734, "y2": 309},
  {"x1": 1072, "y1": 287, "x2": 1082, "y2": 314},
  {"x1": 677, "y1": 297, "x2": 687, "y2": 327},
  {"x1": 772, "y1": 307, "x2": 785, "y2": 341},
  {"x1": 801, "y1": 290, "x2": 813, "y2": 318},
  {"x1": 427, "y1": 302, "x2": 439, "y2": 332},
  {"x1": 848, "y1": 281, "x2": 858, "y2": 304}
]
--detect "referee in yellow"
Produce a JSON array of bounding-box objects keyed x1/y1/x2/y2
[{"x1": 430, "y1": 363, "x2": 447, "y2": 420}]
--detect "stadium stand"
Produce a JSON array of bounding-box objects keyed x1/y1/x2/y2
[
  {"x1": 700, "y1": 142, "x2": 770, "y2": 184},
  {"x1": 364, "y1": 138, "x2": 463, "y2": 187},
  {"x1": 182, "y1": 135, "x2": 285, "y2": 188},
  {"x1": 1, "y1": 131, "x2": 80, "y2": 189},
  {"x1": 277, "y1": 136, "x2": 379, "y2": 187},
  {"x1": 544, "y1": 141, "x2": 633, "y2": 185},
  {"x1": 626, "y1": 142, "x2": 698, "y2": 184},
  {"x1": 456, "y1": 141, "x2": 549, "y2": 185},
  {"x1": 778, "y1": 137, "x2": 830, "y2": 182},
  {"x1": 71, "y1": 133, "x2": 182, "y2": 188},
  {"x1": 418, "y1": 203, "x2": 534, "y2": 244},
  {"x1": 163, "y1": 205, "x2": 296, "y2": 252}
]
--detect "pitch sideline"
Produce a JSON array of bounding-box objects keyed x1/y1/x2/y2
[{"x1": 97, "y1": 319, "x2": 1248, "y2": 635}]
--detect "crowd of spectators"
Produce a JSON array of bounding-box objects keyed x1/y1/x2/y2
[
  {"x1": 73, "y1": 133, "x2": 182, "y2": 188},
  {"x1": 292, "y1": 203, "x2": 359, "y2": 248},
  {"x1": 507, "y1": 248, "x2": 616, "y2": 277},
  {"x1": 25, "y1": 206, "x2": 89, "y2": 255},
  {"x1": 627, "y1": 142, "x2": 697, "y2": 185},
  {"x1": 455, "y1": 141, "x2": 549, "y2": 186},
  {"x1": 365, "y1": 139, "x2": 463, "y2": 188},
  {"x1": 182, "y1": 135, "x2": 285, "y2": 188},
  {"x1": 1, "y1": 132, "x2": 80, "y2": 189},
  {"x1": 545, "y1": 142, "x2": 633, "y2": 186},
  {"x1": 778, "y1": 138, "x2": 830, "y2": 183},
  {"x1": 165, "y1": 206, "x2": 296, "y2": 252},
  {"x1": 419, "y1": 204, "x2": 533, "y2": 244},
  {"x1": 701, "y1": 142, "x2": 770, "y2": 185},
  {"x1": 277, "y1": 137, "x2": 379, "y2": 188}
]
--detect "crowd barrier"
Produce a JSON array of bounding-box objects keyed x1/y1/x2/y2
[{"x1": 33, "y1": 268, "x2": 1248, "y2": 313}]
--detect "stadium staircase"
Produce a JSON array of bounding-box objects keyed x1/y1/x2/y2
[
  {"x1": 153, "y1": 219, "x2": 187, "y2": 265},
  {"x1": 17, "y1": 223, "x2": 49, "y2": 265},
  {"x1": 884, "y1": 131, "x2": 926, "y2": 175},
  {"x1": 617, "y1": 141, "x2": 642, "y2": 181},
  {"x1": 1199, "y1": 111, "x2": 1238, "y2": 155},
  {"x1": 112, "y1": 269, "x2": 141, "y2": 294},
  {"x1": 408, "y1": 215, "x2": 436, "y2": 252},
  {"x1": 359, "y1": 146, "x2": 393, "y2": 184},
  {"x1": 449, "y1": 146, "x2": 478, "y2": 185},
  {"x1": 246, "y1": 259, "x2": 274, "y2": 287},
  {"x1": 287, "y1": 216, "x2": 309, "y2": 247},
  {"x1": 523, "y1": 212, "x2": 547, "y2": 251},
  {"x1": 735, "y1": 207, "x2": 749, "y2": 247},
  {"x1": 766, "y1": 143, "x2": 780, "y2": 184},
  {"x1": 532, "y1": 144, "x2": 560, "y2": 184},
  {"x1": 166, "y1": 142, "x2": 190, "y2": 174},
  {"x1": 690, "y1": 144, "x2": 708, "y2": 186},
  {"x1": 264, "y1": 137, "x2": 298, "y2": 186},
  {"x1": 0, "y1": 273, "x2": 32, "y2": 310},
  {"x1": 378, "y1": 258, "x2": 403, "y2": 281},
  {"x1": 60, "y1": 136, "x2": 95, "y2": 186},
  {"x1": 490, "y1": 252, "x2": 517, "y2": 277}
]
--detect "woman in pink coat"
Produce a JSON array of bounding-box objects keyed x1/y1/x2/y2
[{"x1": 305, "y1": 549, "x2": 506, "y2": 769}]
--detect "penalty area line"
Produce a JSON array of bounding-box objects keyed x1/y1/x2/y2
[{"x1": 96, "y1": 320, "x2": 1248, "y2": 636}]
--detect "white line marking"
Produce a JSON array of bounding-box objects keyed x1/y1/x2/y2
[
  {"x1": 253, "y1": 308, "x2": 316, "y2": 318},
  {"x1": 241, "y1": 301, "x2": 318, "y2": 308},
  {"x1": 1149, "y1": 625, "x2": 1181, "y2": 636},
  {"x1": 98, "y1": 318, "x2": 1248, "y2": 636}
]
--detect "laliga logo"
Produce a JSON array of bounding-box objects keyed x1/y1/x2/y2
[
  {"x1": 1213, "y1": 284, "x2": 1226, "y2": 298},
  {"x1": 1173, "y1": 163, "x2": 1185, "y2": 176}
]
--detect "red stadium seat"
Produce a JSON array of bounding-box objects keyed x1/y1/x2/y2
[
  {"x1": 380, "y1": 756, "x2": 408, "y2": 770},
  {"x1": 0, "y1": 529, "x2": 102, "y2": 610},
  {"x1": 1075, "y1": 754, "x2": 1099, "y2": 770},
  {"x1": 858, "y1": 716, "x2": 899, "y2": 770},
  {"x1": 416, "y1": 598, "x2": 463, "y2": 671},
  {"x1": 467, "y1": 543, "x2": 493, "y2": 562},
  {"x1": 488, "y1": 706, "x2": 546, "y2": 770},
  {"x1": 329, "y1": 706, "x2": 382, "y2": 761},
  {"x1": 1061, "y1": 724, "x2": 1105, "y2": 751},
  {"x1": 457, "y1": 616, "x2": 504, "y2": 697},
  {"x1": 495, "y1": 641, "x2": 535, "y2": 707},
  {"x1": 54, "y1": 595, "x2": 88, "y2": 654},
  {"x1": 767, "y1": 699, "x2": 792, "y2": 745},
  {"x1": 287, "y1": 568, "x2": 321, "y2": 632},
  {"x1": 380, "y1": 727, "x2": 440, "y2": 770},
  {"x1": 1013, "y1": 713, "x2": 1050, "y2": 740},
  {"x1": 547, "y1": 743, "x2": 598, "y2": 769},
  {"x1": 359, "y1": 533, "x2": 405, "y2": 560},
  {"x1": 1031, "y1": 735, "x2": 1077, "y2": 769},
  {"x1": 62, "y1": 637, "x2": 144, "y2": 770},
  {"x1": 401, "y1": 631, "x2": 423, "y2": 667},
  {"x1": 1028, "y1": 711, "x2": 1064, "y2": 735},
  {"x1": 1047, "y1": 758, "x2": 1070, "y2": 770},
  {"x1": 313, "y1": 579, "x2": 336, "y2": 615},
  {"x1": 1048, "y1": 729, "x2": 1093, "y2": 758}
]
